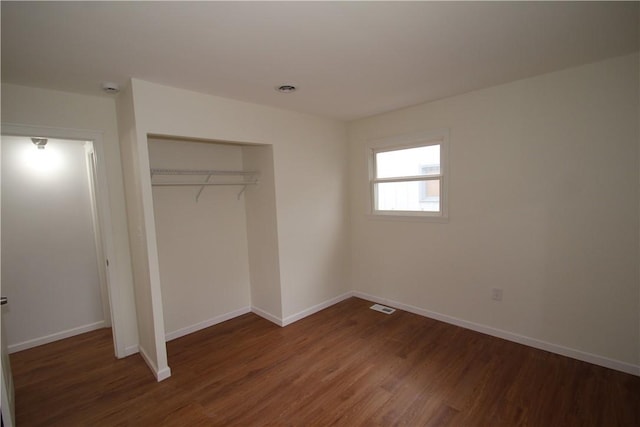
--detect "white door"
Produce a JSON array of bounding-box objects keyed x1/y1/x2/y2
[
  {"x1": 1, "y1": 298, "x2": 15, "y2": 426},
  {"x1": 1, "y1": 126, "x2": 15, "y2": 426},
  {"x1": 1, "y1": 133, "x2": 15, "y2": 426},
  {"x1": 85, "y1": 144, "x2": 112, "y2": 327}
]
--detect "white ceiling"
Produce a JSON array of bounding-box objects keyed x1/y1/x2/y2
[{"x1": 2, "y1": 2, "x2": 638, "y2": 121}]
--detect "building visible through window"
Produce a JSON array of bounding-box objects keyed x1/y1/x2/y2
[{"x1": 419, "y1": 164, "x2": 440, "y2": 211}]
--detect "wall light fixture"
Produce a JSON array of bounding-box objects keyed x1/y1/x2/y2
[{"x1": 31, "y1": 138, "x2": 48, "y2": 149}]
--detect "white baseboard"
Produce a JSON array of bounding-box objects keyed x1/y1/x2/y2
[
  {"x1": 165, "y1": 306, "x2": 251, "y2": 341},
  {"x1": 156, "y1": 366, "x2": 172, "y2": 381},
  {"x1": 8, "y1": 320, "x2": 106, "y2": 354},
  {"x1": 138, "y1": 345, "x2": 156, "y2": 374},
  {"x1": 282, "y1": 292, "x2": 353, "y2": 326},
  {"x1": 352, "y1": 291, "x2": 640, "y2": 376},
  {"x1": 138, "y1": 344, "x2": 171, "y2": 382},
  {"x1": 250, "y1": 292, "x2": 354, "y2": 327},
  {"x1": 123, "y1": 345, "x2": 139, "y2": 357},
  {"x1": 251, "y1": 306, "x2": 283, "y2": 326}
]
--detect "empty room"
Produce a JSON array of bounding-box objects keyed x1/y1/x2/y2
[{"x1": 1, "y1": 2, "x2": 638, "y2": 426}]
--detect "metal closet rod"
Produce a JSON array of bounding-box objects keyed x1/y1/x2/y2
[
  {"x1": 149, "y1": 168, "x2": 259, "y2": 201},
  {"x1": 150, "y1": 168, "x2": 258, "y2": 176},
  {"x1": 151, "y1": 182, "x2": 258, "y2": 187}
]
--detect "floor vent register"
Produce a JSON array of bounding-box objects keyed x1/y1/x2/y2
[{"x1": 370, "y1": 304, "x2": 396, "y2": 314}]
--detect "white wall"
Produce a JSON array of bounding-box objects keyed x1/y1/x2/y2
[
  {"x1": 0, "y1": 84, "x2": 139, "y2": 355},
  {"x1": 1, "y1": 136, "x2": 104, "y2": 349},
  {"x1": 129, "y1": 79, "x2": 350, "y2": 323},
  {"x1": 348, "y1": 53, "x2": 640, "y2": 369},
  {"x1": 115, "y1": 83, "x2": 169, "y2": 380},
  {"x1": 117, "y1": 79, "x2": 349, "y2": 377},
  {"x1": 148, "y1": 139, "x2": 252, "y2": 338},
  {"x1": 242, "y1": 145, "x2": 282, "y2": 319}
]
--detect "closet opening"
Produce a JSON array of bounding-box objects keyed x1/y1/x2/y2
[{"x1": 147, "y1": 136, "x2": 281, "y2": 363}]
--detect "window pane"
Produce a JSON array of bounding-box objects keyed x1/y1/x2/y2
[
  {"x1": 376, "y1": 179, "x2": 440, "y2": 212},
  {"x1": 376, "y1": 144, "x2": 440, "y2": 179}
]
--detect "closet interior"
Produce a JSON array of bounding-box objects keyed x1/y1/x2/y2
[{"x1": 147, "y1": 137, "x2": 281, "y2": 347}]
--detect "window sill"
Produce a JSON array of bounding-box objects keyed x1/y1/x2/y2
[{"x1": 366, "y1": 212, "x2": 449, "y2": 223}]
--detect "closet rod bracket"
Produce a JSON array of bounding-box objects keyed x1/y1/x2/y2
[
  {"x1": 237, "y1": 185, "x2": 247, "y2": 200},
  {"x1": 196, "y1": 173, "x2": 213, "y2": 203}
]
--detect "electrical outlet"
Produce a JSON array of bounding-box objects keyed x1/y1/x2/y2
[{"x1": 491, "y1": 288, "x2": 503, "y2": 301}]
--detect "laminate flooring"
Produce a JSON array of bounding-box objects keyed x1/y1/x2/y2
[{"x1": 9, "y1": 297, "x2": 640, "y2": 426}]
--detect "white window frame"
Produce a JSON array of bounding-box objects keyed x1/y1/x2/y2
[{"x1": 367, "y1": 129, "x2": 449, "y2": 221}]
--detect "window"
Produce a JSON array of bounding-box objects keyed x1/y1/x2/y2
[{"x1": 369, "y1": 130, "x2": 448, "y2": 219}]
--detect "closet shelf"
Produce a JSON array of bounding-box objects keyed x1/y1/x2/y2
[
  {"x1": 150, "y1": 168, "x2": 258, "y2": 177},
  {"x1": 150, "y1": 168, "x2": 259, "y2": 201}
]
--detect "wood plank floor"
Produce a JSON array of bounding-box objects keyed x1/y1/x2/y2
[{"x1": 10, "y1": 297, "x2": 640, "y2": 426}]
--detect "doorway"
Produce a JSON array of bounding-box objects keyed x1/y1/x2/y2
[
  {"x1": 1, "y1": 135, "x2": 111, "y2": 353},
  {"x1": 0, "y1": 124, "x2": 124, "y2": 358},
  {"x1": 0, "y1": 125, "x2": 126, "y2": 425}
]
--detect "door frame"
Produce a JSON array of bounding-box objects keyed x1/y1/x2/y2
[
  {"x1": 1, "y1": 123, "x2": 126, "y2": 358},
  {"x1": 84, "y1": 144, "x2": 112, "y2": 327}
]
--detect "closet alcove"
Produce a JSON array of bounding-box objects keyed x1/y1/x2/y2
[{"x1": 147, "y1": 136, "x2": 281, "y2": 350}]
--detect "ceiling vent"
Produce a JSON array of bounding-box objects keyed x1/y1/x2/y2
[
  {"x1": 276, "y1": 84, "x2": 297, "y2": 93},
  {"x1": 101, "y1": 82, "x2": 120, "y2": 94}
]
